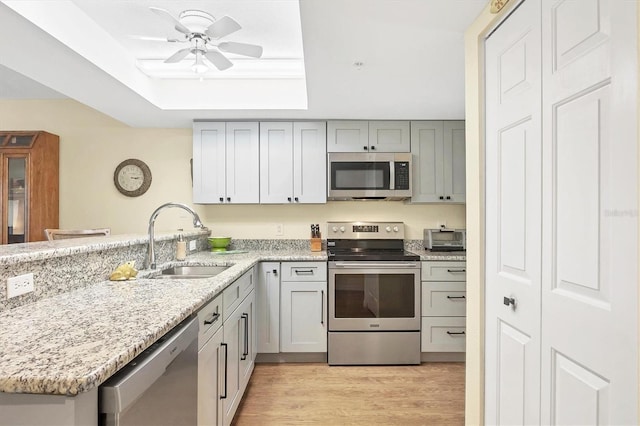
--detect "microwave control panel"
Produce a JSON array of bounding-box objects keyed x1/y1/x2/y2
[{"x1": 394, "y1": 162, "x2": 410, "y2": 190}]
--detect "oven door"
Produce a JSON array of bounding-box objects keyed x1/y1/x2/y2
[{"x1": 328, "y1": 261, "x2": 420, "y2": 331}]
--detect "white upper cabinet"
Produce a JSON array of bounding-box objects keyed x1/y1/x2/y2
[
  {"x1": 410, "y1": 120, "x2": 465, "y2": 203},
  {"x1": 260, "y1": 121, "x2": 326, "y2": 204},
  {"x1": 193, "y1": 121, "x2": 260, "y2": 204},
  {"x1": 327, "y1": 121, "x2": 410, "y2": 152}
]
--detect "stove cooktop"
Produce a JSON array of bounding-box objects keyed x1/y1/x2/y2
[{"x1": 328, "y1": 249, "x2": 420, "y2": 262}]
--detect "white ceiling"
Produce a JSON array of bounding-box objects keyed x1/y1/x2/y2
[{"x1": 0, "y1": 0, "x2": 486, "y2": 128}]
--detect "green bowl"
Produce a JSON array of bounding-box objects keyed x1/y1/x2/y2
[{"x1": 208, "y1": 237, "x2": 231, "y2": 252}]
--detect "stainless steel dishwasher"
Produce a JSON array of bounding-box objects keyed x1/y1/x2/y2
[{"x1": 99, "y1": 316, "x2": 198, "y2": 426}]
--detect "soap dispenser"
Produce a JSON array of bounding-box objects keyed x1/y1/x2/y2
[{"x1": 176, "y1": 234, "x2": 187, "y2": 260}]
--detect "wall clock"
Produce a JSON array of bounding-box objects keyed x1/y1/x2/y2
[{"x1": 113, "y1": 159, "x2": 152, "y2": 197}]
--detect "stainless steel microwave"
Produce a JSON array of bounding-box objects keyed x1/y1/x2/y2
[{"x1": 327, "y1": 152, "x2": 412, "y2": 200}]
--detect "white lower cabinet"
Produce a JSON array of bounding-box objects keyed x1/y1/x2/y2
[
  {"x1": 198, "y1": 325, "x2": 223, "y2": 426},
  {"x1": 257, "y1": 262, "x2": 280, "y2": 353},
  {"x1": 280, "y1": 261, "x2": 327, "y2": 352},
  {"x1": 420, "y1": 261, "x2": 467, "y2": 353}
]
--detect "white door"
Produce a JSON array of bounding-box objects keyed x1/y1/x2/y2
[
  {"x1": 442, "y1": 121, "x2": 465, "y2": 203},
  {"x1": 368, "y1": 121, "x2": 410, "y2": 152},
  {"x1": 326, "y1": 120, "x2": 369, "y2": 152},
  {"x1": 256, "y1": 262, "x2": 280, "y2": 353},
  {"x1": 293, "y1": 122, "x2": 327, "y2": 203},
  {"x1": 238, "y1": 291, "x2": 255, "y2": 386},
  {"x1": 540, "y1": 0, "x2": 638, "y2": 424},
  {"x1": 225, "y1": 122, "x2": 259, "y2": 204},
  {"x1": 410, "y1": 121, "x2": 444, "y2": 203},
  {"x1": 485, "y1": 0, "x2": 542, "y2": 424},
  {"x1": 280, "y1": 281, "x2": 327, "y2": 352},
  {"x1": 197, "y1": 325, "x2": 223, "y2": 426},
  {"x1": 221, "y1": 305, "x2": 242, "y2": 426},
  {"x1": 192, "y1": 122, "x2": 226, "y2": 203},
  {"x1": 259, "y1": 122, "x2": 293, "y2": 204}
]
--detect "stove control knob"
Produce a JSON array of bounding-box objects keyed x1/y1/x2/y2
[
  {"x1": 393, "y1": 226, "x2": 399, "y2": 232},
  {"x1": 385, "y1": 226, "x2": 392, "y2": 232},
  {"x1": 339, "y1": 226, "x2": 346, "y2": 233},
  {"x1": 332, "y1": 226, "x2": 338, "y2": 233}
]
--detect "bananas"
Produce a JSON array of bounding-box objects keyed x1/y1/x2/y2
[{"x1": 109, "y1": 261, "x2": 139, "y2": 281}]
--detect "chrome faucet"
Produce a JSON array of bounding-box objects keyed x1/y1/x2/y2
[{"x1": 146, "y1": 202, "x2": 205, "y2": 269}]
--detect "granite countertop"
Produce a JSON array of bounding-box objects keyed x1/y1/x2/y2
[
  {"x1": 0, "y1": 249, "x2": 326, "y2": 396},
  {"x1": 410, "y1": 248, "x2": 467, "y2": 261}
]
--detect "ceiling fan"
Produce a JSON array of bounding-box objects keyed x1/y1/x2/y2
[{"x1": 136, "y1": 7, "x2": 263, "y2": 73}]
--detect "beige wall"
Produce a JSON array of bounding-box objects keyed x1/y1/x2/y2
[{"x1": 0, "y1": 99, "x2": 465, "y2": 238}]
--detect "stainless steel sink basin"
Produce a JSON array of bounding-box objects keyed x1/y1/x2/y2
[{"x1": 154, "y1": 265, "x2": 230, "y2": 279}]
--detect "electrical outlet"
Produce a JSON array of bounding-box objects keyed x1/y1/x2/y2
[
  {"x1": 189, "y1": 240, "x2": 197, "y2": 251},
  {"x1": 7, "y1": 273, "x2": 34, "y2": 299},
  {"x1": 275, "y1": 223, "x2": 284, "y2": 236}
]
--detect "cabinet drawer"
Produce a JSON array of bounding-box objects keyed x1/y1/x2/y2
[
  {"x1": 280, "y1": 262, "x2": 327, "y2": 282},
  {"x1": 223, "y1": 267, "x2": 255, "y2": 321},
  {"x1": 197, "y1": 295, "x2": 223, "y2": 350},
  {"x1": 421, "y1": 317, "x2": 466, "y2": 352},
  {"x1": 421, "y1": 261, "x2": 466, "y2": 281},
  {"x1": 421, "y1": 281, "x2": 466, "y2": 316}
]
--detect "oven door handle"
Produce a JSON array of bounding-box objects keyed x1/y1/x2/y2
[{"x1": 332, "y1": 262, "x2": 418, "y2": 268}]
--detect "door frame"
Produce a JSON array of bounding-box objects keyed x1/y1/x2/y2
[{"x1": 463, "y1": 1, "x2": 640, "y2": 424}]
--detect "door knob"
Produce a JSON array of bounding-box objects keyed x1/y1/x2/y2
[{"x1": 503, "y1": 296, "x2": 516, "y2": 309}]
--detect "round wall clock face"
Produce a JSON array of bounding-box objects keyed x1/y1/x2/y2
[{"x1": 114, "y1": 159, "x2": 152, "y2": 197}]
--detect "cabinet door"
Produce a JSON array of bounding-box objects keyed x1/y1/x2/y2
[
  {"x1": 293, "y1": 122, "x2": 327, "y2": 203},
  {"x1": 257, "y1": 263, "x2": 280, "y2": 353},
  {"x1": 221, "y1": 305, "x2": 242, "y2": 426},
  {"x1": 369, "y1": 121, "x2": 410, "y2": 152},
  {"x1": 260, "y1": 122, "x2": 294, "y2": 204},
  {"x1": 410, "y1": 121, "x2": 444, "y2": 203},
  {"x1": 327, "y1": 121, "x2": 368, "y2": 152},
  {"x1": 442, "y1": 121, "x2": 466, "y2": 203},
  {"x1": 193, "y1": 122, "x2": 226, "y2": 203},
  {"x1": 225, "y1": 122, "x2": 259, "y2": 204},
  {"x1": 238, "y1": 291, "x2": 255, "y2": 387},
  {"x1": 198, "y1": 326, "x2": 223, "y2": 426},
  {"x1": 280, "y1": 281, "x2": 327, "y2": 352}
]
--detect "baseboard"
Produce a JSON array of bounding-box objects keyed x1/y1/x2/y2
[
  {"x1": 256, "y1": 352, "x2": 328, "y2": 363},
  {"x1": 421, "y1": 352, "x2": 465, "y2": 362}
]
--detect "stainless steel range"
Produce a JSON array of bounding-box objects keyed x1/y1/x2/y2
[{"x1": 327, "y1": 221, "x2": 421, "y2": 365}]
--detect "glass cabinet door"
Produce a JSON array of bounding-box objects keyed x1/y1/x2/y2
[{"x1": 7, "y1": 157, "x2": 27, "y2": 244}]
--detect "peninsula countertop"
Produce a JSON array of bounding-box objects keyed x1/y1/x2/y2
[{"x1": 0, "y1": 249, "x2": 326, "y2": 396}]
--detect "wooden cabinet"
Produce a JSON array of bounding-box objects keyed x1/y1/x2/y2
[
  {"x1": 410, "y1": 121, "x2": 465, "y2": 203},
  {"x1": 0, "y1": 131, "x2": 59, "y2": 244},
  {"x1": 327, "y1": 121, "x2": 410, "y2": 152},
  {"x1": 256, "y1": 262, "x2": 280, "y2": 353},
  {"x1": 259, "y1": 122, "x2": 326, "y2": 204},
  {"x1": 193, "y1": 122, "x2": 259, "y2": 204},
  {"x1": 421, "y1": 261, "x2": 466, "y2": 353},
  {"x1": 280, "y1": 262, "x2": 327, "y2": 353}
]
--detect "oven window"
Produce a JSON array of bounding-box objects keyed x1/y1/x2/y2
[
  {"x1": 334, "y1": 273, "x2": 415, "y2": 318},
  {"x1": 331, "y1": 162, "x2": 390, "y2": 190}
]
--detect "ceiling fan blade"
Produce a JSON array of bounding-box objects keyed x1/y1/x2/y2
[
  {"x1": 206, "y1": 16, "x2": 241, "y2": 39},
  {"x1": 164, "y1": 48, "x2": 192, "y2": 63},
  {"x1": 204, "y1": 50, "x2": 233, "y2": 71},
  {"x1": 149, "y1": 7, "x2": 191, "y2": 35},
  {"x1": 218, "y1": 41, "x2": 263, "y2": 58},
  {"x1": 129, "y1": 35, "x2": 183, "y2": 43}
]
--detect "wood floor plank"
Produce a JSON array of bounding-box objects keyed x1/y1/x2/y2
[{"x1": 231, "y1": 362, "x2": 465, "y2": 426}]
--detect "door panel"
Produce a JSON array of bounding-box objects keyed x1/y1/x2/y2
[
  {"x1": 226, "y1": 122, "x2": 259, "y2": 204},
  {"x1": 259, "y1": 122, "x2": 293, "y2": 204},
  {"x1": 294, "y1": 122, "x2": 327, "y2": 203},
  {"x1": 192, "y1": 122, "x2": 225, "y2": 203},
  {"x1": 485, "y1": 1, "x2": 541, "y2": 424}
]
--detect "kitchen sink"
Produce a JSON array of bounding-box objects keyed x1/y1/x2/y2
[{"x1": 153, "y1": 265, "x2": 230, "y2": 279}]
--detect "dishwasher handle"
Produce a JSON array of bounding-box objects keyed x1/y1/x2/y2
[{"x1": 99, "y1": 317, "x2": 198, "y2": 414}]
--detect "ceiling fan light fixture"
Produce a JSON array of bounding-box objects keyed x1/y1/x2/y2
[{"x1": 192, "y1": 51, "x2": 209, "y2": 73}]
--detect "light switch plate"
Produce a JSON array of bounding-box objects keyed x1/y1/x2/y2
[{"x1": 189, "y1": 240, "x2": 196, "y2": 251}]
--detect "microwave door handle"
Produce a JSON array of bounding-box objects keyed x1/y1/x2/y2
[{"x1": 389, "y1": 160, "x2": 395, "y2": 190}]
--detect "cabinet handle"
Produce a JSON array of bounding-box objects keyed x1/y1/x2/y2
[
  {"x1": 220, "y1": 343, "x2": 228, "y2": 399},
  {"x1": 294, "y1": 269, "x2": 314, "y2": 275},
  {"x1": 241, "y1": 313, "x2": 249, "y2": 360},
  {"x1": 446, "y1": 331, "x2": 466, "y2": 336},
  {"x1": 320, "y1": 290, "x2": 324, "y2": 325},
  {"x1": 226, "y1": 197, "x2": 231, "y2": 202},
  {"x1": 446, "y1": 196, "x2": 451, "y2": 200},
  {"x1": 294, "y1": 197, "x2": 299, "y2": 202},
  {"x1": 219, "y1": 197, "x2": 224, "y2": 203},
  {"x1": 446, "y1": 295, "x2": 466, "y2": 300},
  {"x1": 363, "y1": 146, "x2": 368, "y2": 151},
  {"x1": 272, "y1": 269, "x2": 278, "y2": 276},
  {"x1": 370, "y1": 146, "x2": 376, "y2": 150},
  {"x1": 204, "y1": 311, "x2": 220, "y2": 325},
  {"x1": 439, "y1": 196, "x2": 444, "y2": 200},
  {"x1": 287, "y1": 197, "x2": 292, "y2": 202},
  {"x1": 447, "y1": 269, "x2": 466, "y2": 273}
]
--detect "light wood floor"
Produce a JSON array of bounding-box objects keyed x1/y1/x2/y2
[{"x1": 231, "y1": 362, "x2": 465, "y2": 426}]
